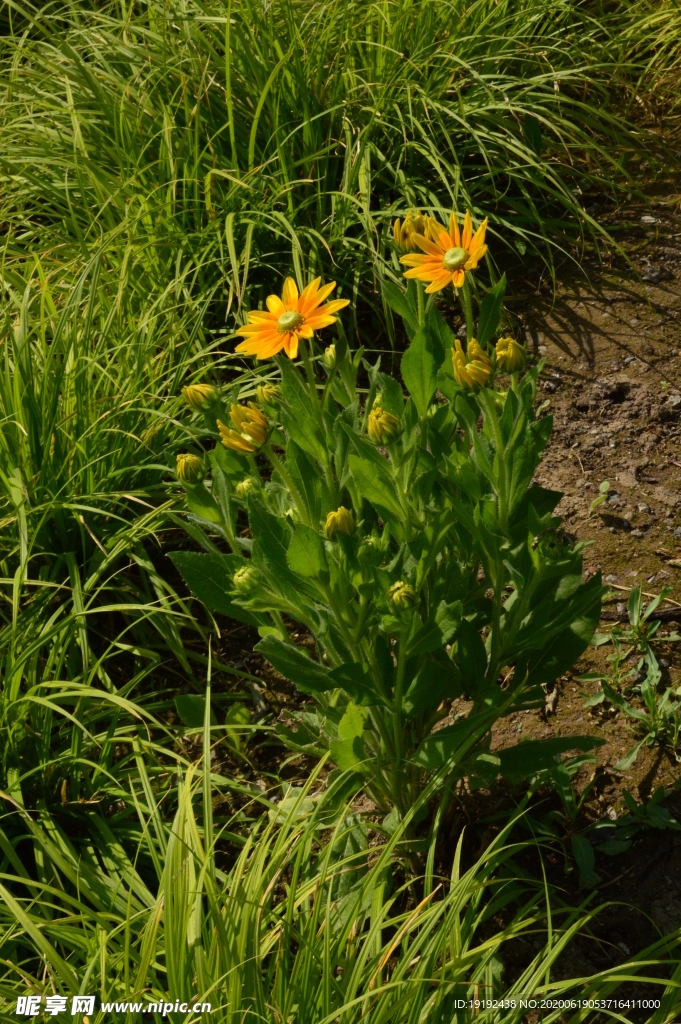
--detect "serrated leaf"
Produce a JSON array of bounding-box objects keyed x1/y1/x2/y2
[
  {"x1": 348, "y1": 455, "x2": 404, "y2": 521},
  {"x1": 255, "y1": 634, "x2": 332, "y2": 694}
]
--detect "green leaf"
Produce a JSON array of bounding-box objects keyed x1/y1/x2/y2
[
  {"x1": 168, "y1": 551, "x2": 261, "y2": 626},
  {"x1": 477, "y1": 274, "x2": 506, "y2": 346},
  {"x1": 598, "y1": 839, "x2": 632, "y2": 856},
  {"x1": 185, "y1": 483, "x2": 223, "y2": 525},
  {"x1": 613, "y1": 739, "x2": 645, "y2": 772},
  {"x1": 571, "y1": 834, "x2": 600, "y2": 888},
  {"x1": 413, "y1": 711, "x2": 495, "y2": 769},
  {"x1": 497, "y1": 736, "x2": 605, "y2": 779},
  {"x1": 175, "y1": 694, "x2": 217, "y2": 728},
  {"x1": 382, "y1": 280, "x2": 420, "y2": 337},
  {"x1": 457, "y1": 618, "x2": 488, "y2": 694},
  {"x1": 400, "y1": 329, "x2": 438, "y2": 418},
  {"x1": 330, "y1": 703, "x2": 367, "y2": 772},
  {"x1": 287, "y1": 524, "x2": 328, "y2": 580},
  {"x1": 403, "y1": 654, "x2": 463, "y2": 716},
  {"x1": 348, "y1": 455, "x2": 404, "y2": 521},
  {"x1": 330, "y1": 663, "x2": 386, "y2": 706},
  {"x1": 248, "y1": 494, "x2": 291, "y2": 575},
  {"x1": 255, "y1": 634, "x2": 332, "y2": 694},
  {"x1": 378, "y1": 372, "x2": 405, "y2": 419},
  {"x1": 524, "y1": 113, "x2": 542, "y2": 156}
]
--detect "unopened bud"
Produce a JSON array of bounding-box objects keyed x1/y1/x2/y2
[
  {"x1": 387, "y1": 580, "x2": 415, "y2": 611},
  {"x1": 176, "y1": 453, "x2": 204, "y2": 483},
  {"x1": 256, "y1": 382, "x2": 279, "y2": 406},
  {"x1": 495, "y1": 336, "x2": 526, "y2": 373},
  {"x1": 323, "y1": 344, "x2": 336, "y2": 370},
  {"x1": 182, "y1": 383, "x2": 217, "y2": 410},
  {"x1": 232, "y1": 565, "x2": 259, "y2": 593},
  {"x1": 368, "y1": 406, "x2": 401, "y2": 445},
  {"x1": 235, "y1": 476, "x2": 258, "y2": 498},
  {"x1": 324, "y1": 506, "x2": 355, "y2": 539}
]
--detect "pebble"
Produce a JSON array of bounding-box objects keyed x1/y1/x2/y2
[
  {"x1": 640, "y1": 214, "x2": 657, "y2": 225},
  {"x1": 675, "y1": 528, "x2": 681, "y2": 539},
  {"x1": 605, "y1": 574, "x2": 618, "y2": 583},
  {"x1": 638, "y1": 503, "x2": 651, "y2": 513},
  {"x1": 643, "y1": 266, "x2": 662, "y2": 284},
  {"x1": 631, "y1": 528, "x2": 644, "y2": 538},
  {"x1": 630, "y1": 318, "x2": 639, "y2": 326}
]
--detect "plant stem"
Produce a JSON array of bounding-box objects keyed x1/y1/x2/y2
[
  {"x1": 461, "y1": 276, "x2": 474, "y2": 341},
  {"x1": 263, "y1": 442, "x2": 309, "y2": 525},
  {"x1": 417, "y1": 281, "x2": 425, "y2": 327}
]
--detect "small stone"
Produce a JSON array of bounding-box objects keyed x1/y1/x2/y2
[
  {"x1": 660, "y1": 393, "x2": 681, "y2": 421},
  {"x1": 659, "y1": 657, "x2": 670, "y2": 669},
  {"x1": 457, "y1": 323, "x2": 467, "y2": 339},
  {"x1": 639, "y1": 504, "x2": 651, "y2": 513},
  {"x1": 630, "y1": 318, "x2": 639, "y2": 327},
  {"x1": 631, "y1": 528, "x2": 644, "y2": 538},
  {"x1": 538, "y1": 344, "x2": 548, "y2": 356},
  {"x1": 616, "y1": 603, "x2": 626, "y2": 615},
  {"x1": 675, "y1": 528, "x2": 681, "y2": 539},
  {"x1": 643, "y1": 266, "x2": 662, "y2": 284},
  {"x1": 640, "y1": 214, "x2": 657, "y2": 225},
  {"x1": 605, "y1": 574, "x2": 618, "y2": 583}
]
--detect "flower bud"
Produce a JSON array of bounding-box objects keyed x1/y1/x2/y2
[
  {"x1": 386, "y1": 580, "x2": 415, "y2": 611},
  {"x1": 232, "y1": 565, "x2": 259, "y2": 593},
  {"x1": 235, "y1": 476, "x2": 258, "y2": 498},
  {"x1": 393, "y1": 210, "x2": 426, "y2": 252},
  {"x1": 218, "y1": 403, "x2": 268, "y2": 453},
  {"x1": 176, "y1": 453, "x2": 204, "y2": 483},
  {"x1": 323, "y1": 344, "x2": 336, "y2": 370},
  {"x1": 324, "y1": 506, "x2": 355, "y2": 539},
  {"x1": 182, "y1": 383, "x2": 218, "y2": 410},
  {"x1": 452, "y1": 338, "x2": 491, "y2": 389},
  {"x1": 368, "y1": 406, "x2": 401, "y2": 445},
  {"x1": 256, "y1": 382, "x2": 279, "y2": 406},
  {"x1": 495, "y1": 336, "x2": 526, "y2": 373}
]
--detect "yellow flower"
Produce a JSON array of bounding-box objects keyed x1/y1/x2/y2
[
  {"x1": 256, "y1": 382, "x2": 279, "y2": 406},
  {"x1": 496, "y1": 336, "x2": 526, "y2": 373},
  {"x1": 400, "y1": 209, "x2": 488, "y2": 293},
  {"x1": 325, "y1": 506, "x2": 355, "y2": 539},
  {"x1": 452, "y1": 338, "x2": 491, "y2": 389},
  {"x1": 368, "y1": 407, "x2": 401, "y2": 444},
  {"x1": 386, "y1": 580, "x2": 415, "y2": 611},
  {"x1": 176, "y1": 453, "x2": 203, "y2": 482},
  {"x1": 393, "y1": 210, "x2": 427, "y2": 252},
  {"x1": 235, "y1": 476, "x2": 258, "y2": 498},
  {"x1": 323, "y1": 344, "x2": 336, "y2": 370},
  {"x1": 182, "y1": 383, "x2": 217, "y2": 409},
  {"x1": 233, "y1": 565, "x2": 259, "y2": 593},
  {"x1": 218, "y1": 403, "x2": 268, "y2": 454},
  {"x1": 235, "y1": 277, "x2": 349, "y2": 361}
]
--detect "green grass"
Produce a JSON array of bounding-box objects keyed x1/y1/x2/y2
[{"x1": 1, "y1": 0, "x2": 679, "y2": 348}]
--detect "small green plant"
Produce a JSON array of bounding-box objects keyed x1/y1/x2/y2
[
  {"x1": 173, "y1": 216, "x2": 603, "y2": 824},
  {"x1": 589, "y1": 479, "x2": 611, "y2": 513}
]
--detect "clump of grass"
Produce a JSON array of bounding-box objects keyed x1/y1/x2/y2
[{"x1": 0, "y1": 0, "x2": 678, "y2": 349}]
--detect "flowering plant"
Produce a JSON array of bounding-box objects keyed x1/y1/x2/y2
[{"x1": 172, "y1": 217, "x2": 603, "y2": 822}]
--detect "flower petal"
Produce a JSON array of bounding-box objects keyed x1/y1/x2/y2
[
  {"x1": 469, "y1": 217, "x2": 488, "y2": 254},
  {"x1": 449, "y1": 211, "x2": 461, "y2": 248},
  {"x1": 282, "y1": 277, "x2": 299, "y2": 310},
  {"x1": 284, "y1": 334, "x2": 299, "y2": 359},
  {"x1": 462, "y1": 210, "x2": 473, "y2": 250},
  {"x1": 298, "y1": 277, "x2": 321, "y2": 311},
  {"x1": 452, "y1": 270, "x2": 465, "y2": 288},
  {"x1": 425, "y1": 272, "x2": 452, "y2": 294},
  {"x1": 266, "y1": 294, "x2": 286, "y2": 316}
]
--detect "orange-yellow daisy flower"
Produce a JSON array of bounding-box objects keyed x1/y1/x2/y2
[
  {"x1": 400, "y1": 210, "x2": 488, "y2": 293},
  {"x1": 452, "y1": 338, "x2": 491, "y2": 389},
  {"x1": 235, "y1": 277, "x2": 349, "y2": 361}
]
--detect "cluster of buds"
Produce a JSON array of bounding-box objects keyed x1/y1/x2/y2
[
  {"x1": 182, "y1": 383, "x2": 218, "y2": 410},
  {"x1": 495, "y1": 336, "x2": 526, "y2": 373},
  {"x1": 324, "y1": 506, "x2": 355, "y2": 539},
  {"x1": 368, "y1": 396, "x2": 401, "y2": 445},
  {"x1": 386, "y1": 580, "x2": 415, "y2": 612},
  {"x1": 176, "y1": 453, "x2": 204, "y2": 483},
  {"x1": 218, "y1": 403, "x2": 268, "y2": 454},
  {"x1": 393, "y1": 210, "x2": 427, "y2": 252},
  {"x1": 452, "y1": 338, "x2": 492, "y2": 389}
]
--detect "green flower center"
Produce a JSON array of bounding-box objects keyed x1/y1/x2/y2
[
  {"x1": 277, "y1": 310, "x2": 305, "y2": 334},
  {"x1": 443, "y1": 246, "x2": 468, "y2": 271}
]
